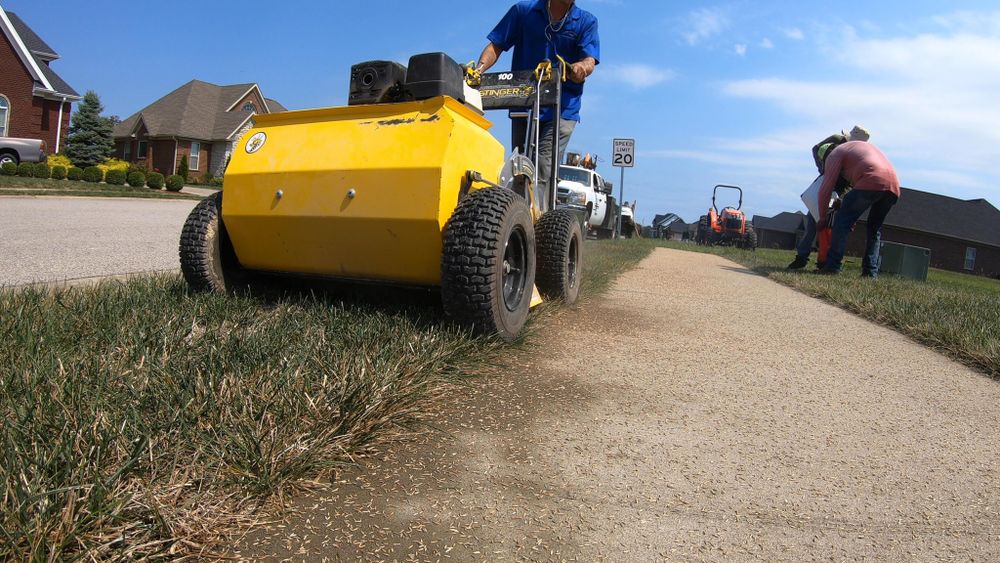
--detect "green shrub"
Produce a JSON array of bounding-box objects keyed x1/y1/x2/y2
[
  {"x1": 127, "y1": 162, "x2": 148, "y2": 176},
  {"x1": 51, "y1": 165, "x2": 67, "y2": 180},
  {"x1": 126, "y1": 171, "x2": 146, "y2": 188},
  {"x1": 67, "y1": 166, "x2": 84, "y2": 181},
  {"x1": 165, "y1": 174, "x2": 184, "y2": 192},
  {"x1": 177, "y1": 154, "x2": 189, "y2": 182},
  {"x1": 17, "y1": 162, "x2": 34, "y2": 177},
  {"x1": 0, "y1": 162, "x2": 15, "y2": 176},
  {"x1": 33, "y1": 163, "x2": 51, "y2": 179},
  {"x1": 146, "y1": 172, "x2": 164, "y2": 189},
  {"x1": 104, "y1": 169, "x2": 126, "y2": 185},
  {"x1": 209, "y1": 176, "x2": 223, "y2": 187},
  {"x1": 82, "y1": 166, "x2": 104, "y2": 183}
]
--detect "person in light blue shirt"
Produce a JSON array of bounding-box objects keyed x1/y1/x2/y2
[{"x1": 475, "y1": 0, "x2": 600, "y2": 211}]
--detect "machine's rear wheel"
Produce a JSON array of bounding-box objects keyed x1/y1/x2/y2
[
  {"x1": 0, "y1": 152, "x2": 18, "y2": 167},
  {"x1": 744, "y1": 225, "x2": 758, "y2": 250},
  {"x1": 179, "y1": 192, "x2": 245, "y2": 292},
  {"x1": 535, "y1": 208, "x2": 582, "y2": 304},
  {"x1": 441, "y1": 188, "x2": 535, "y2": 340}
]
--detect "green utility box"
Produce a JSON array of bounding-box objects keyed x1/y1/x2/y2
[{"x1": 879, "y1": 241, "x2": 930, "y2": 281}]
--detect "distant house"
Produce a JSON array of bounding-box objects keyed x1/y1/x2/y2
[
  {"x1": 0, "y1": 7, "x2": 80, "y2": 152},
  {"x1": 752, "y1": 211, "x2": 805, "y2": 250},
  {"x1": 112, "y1": 80, "x2": 286, "y2": 179},
  {"x1": 847, "y1": 187, "x2": 1000, "y2": 277},
  {"x1": 651, "y1": 213, "x2": 686, "y2": 240}
]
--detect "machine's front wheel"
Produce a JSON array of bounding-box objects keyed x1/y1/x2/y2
[
  {"x1": 178, "y1": 192, "x2": 244, "y2": 292},
  {"x1": 442, "y1": 188, "x2": 535, "y2": 340},
  {"x1": 535, "y1": 208, "x2": 583, "y2": 305}
]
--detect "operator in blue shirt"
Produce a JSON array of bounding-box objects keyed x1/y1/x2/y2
[{"x1": 475, "y1": 0, "x2": 600, "y2": 211}]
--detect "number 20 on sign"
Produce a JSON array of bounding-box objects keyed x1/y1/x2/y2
[{"x1": 613, "y1": 138, "x2": 635, "y2": 168}]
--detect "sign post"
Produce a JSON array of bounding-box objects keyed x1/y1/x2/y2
[{"x1": 612, "y1": 138, "x2": 635, "y2": 238}]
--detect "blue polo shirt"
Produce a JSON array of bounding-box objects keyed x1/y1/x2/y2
[{"x1": 487, "y1": 0, "x2": 601, "y2": 122}]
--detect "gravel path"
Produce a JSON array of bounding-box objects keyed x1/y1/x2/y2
[
  {"x1": 240, "y1": 248, "x2": 1000, "y2": 561},
  {"x1": 0, "y1": 196, "x2": 198, "y2": 286}
]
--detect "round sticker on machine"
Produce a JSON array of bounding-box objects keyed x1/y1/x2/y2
[{"x1": 245, "y1": 132, "x2": 266, "y2": 154}]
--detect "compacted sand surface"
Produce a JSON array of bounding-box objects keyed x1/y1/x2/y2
[{"x1": 240, "y1": 248, "x2": 1000, "y2": 561}]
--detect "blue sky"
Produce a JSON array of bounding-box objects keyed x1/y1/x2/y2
[{"x1": 7, "y1": 0, "x2": 1000, "y2": 224}]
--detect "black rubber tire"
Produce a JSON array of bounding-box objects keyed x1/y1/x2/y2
[
  {"x1": 744, "y1": 225, "x2": 758, "y2": 250},
  {"x1": 178, "y1": 192, "x2": 244, "y2": 292},
  {"x1": 441, "y1": 188, "x2": 535, "y2": 340},
  {"x1": 535, "y1": 208, "x2": 583, "y2": 304},
  {"x1": 0, "y1": 151, "x2": 18, "y2": 167},
  {"x1": 696, "y1": 216, "x2": 709, "y2": 245}
]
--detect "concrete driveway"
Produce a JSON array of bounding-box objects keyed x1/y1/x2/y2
[{"x1": 1, "y1": 196, "x2": 199, "y2": 287}]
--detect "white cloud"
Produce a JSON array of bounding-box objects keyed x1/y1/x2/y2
[
  {"x1": 681, "y1": 7, "x2": 731, "y2": 46},
  {"x1": 734, "y1": 44, "x2": 747, "y2": 56},
  {"x1": 714, "y1": 12, "x2": 1000, "y2": 201},
  {"x1": 600, "y1": 63, "x2": 676, "y2": 89},
  {"x1": 760, "y1": 37, "x2": 774, "y2": 49},
  {"x1": 784, "y1": 27, "x2": 804, "y2": 40}
]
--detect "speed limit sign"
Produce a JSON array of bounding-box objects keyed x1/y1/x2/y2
[{"x1": 612, "y1": 138, "x2": 635, "y2": 168}]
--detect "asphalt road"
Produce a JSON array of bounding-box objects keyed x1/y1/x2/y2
[
  {"x1": 242, "y1": 248, "x2": 1000, "y2": 561},
  {"x1": 1, "y1": 196, "x2": 199, "y2": 287}
]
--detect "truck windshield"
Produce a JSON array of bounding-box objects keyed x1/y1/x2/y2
[{"x1": 559, "y1": 167, "x2": 591, "y2": 185}]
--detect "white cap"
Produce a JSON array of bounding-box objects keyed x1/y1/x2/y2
[{"x1": 849, "y1": 125, "x2": 870, "y2": 141}]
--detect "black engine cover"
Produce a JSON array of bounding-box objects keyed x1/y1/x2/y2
[
  {"x1": 349, "y1": 61, "x2": 407, "y2": 106},
  {"x1": 405, "y1": 52, "x2": 465, "y2": 103}
]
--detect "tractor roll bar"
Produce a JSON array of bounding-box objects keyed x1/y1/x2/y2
[{"x1": 713, "y1": 184, "x2": 743, "y2": 212}]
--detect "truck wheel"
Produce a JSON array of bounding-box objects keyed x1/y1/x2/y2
[
  {"x1": 0, "y1": 152, "x2": 18, "y2": 167},
  {"x1": 442, "y1": 188, "x2": 535, "y2": 340},
  {"x1": 535, "y1": 208, "x2": 582, "y2": 304},
  {"x1": 179, "y1": 192, "x2": 244, "y2": 292}
]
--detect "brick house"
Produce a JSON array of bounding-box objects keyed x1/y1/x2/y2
[
  {"x1": 112, "y1": 80, "x2": 286, "y2": 179},
  {"x1": 0, "y1": 7, "x2": 80, "y2": 153},
  {"x1": 845, "y1": 187, "x2": 1000, "y2": 278},
  {"x1": 752, "y1": 211, "x2": 806, "y2": 250}
]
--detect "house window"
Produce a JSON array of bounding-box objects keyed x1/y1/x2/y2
[
  {"x1": 242, "y1": 102, "x2": 255, "y2": 113},
  {"x1": 123, "y1": 141, "x2": 131, "y2": 161},
  {"x1": 0, "y1": 95, "x2": 9, "y2": 137},
  {"x1": 964, "y1": 247, "x2": 977, "y2": 271},
  {"x1": 137, "y1": 140, "x2": 148, "y2": 159},
  {"x1": 190, "y1": 142, "x2": 201, "y2": 171}
]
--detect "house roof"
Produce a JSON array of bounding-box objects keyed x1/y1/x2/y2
[
  {"x1": 652, "y1": 213, "x2": 684, "y2": 228},
  {"x1": 753, "y1": 211, "x2": 805, "y2": 234},
  {"x1": 5, "y1": 11, "x2": 57, "y2": 59},
  {"x1": 265, "y1": 98, "x2": 287, "y2": 112},
  {"x1": 870, "y1": 187, "x2": 1000, "y2": 248},
  {"x1": 113, "y1": 80, "x2": 284, "y2": 142},
  {"x1": 0, "y1": 9, "x2": 79, "y2": 99}
]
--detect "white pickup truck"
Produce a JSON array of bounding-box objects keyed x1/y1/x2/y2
[
  {"x1": 556, "y1": 164, "x2": 619, "y2": 239},
  {"x1": 0, "y1": 137, "x2": 47, "y2": 167}
]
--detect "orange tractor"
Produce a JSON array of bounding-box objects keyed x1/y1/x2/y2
[{"x1": 695, "y1": 184, "x2": 757, "y2": 249}]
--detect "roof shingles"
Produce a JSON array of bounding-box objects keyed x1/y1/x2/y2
[{"x1": 114, "y1": 81, "x2": 282, "y2": 142}]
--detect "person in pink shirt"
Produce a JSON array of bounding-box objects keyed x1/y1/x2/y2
[{"x1": 816, "y1": 141, "x2": 901, "y2": 278}]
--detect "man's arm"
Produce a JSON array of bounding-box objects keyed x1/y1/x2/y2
[
  {"x1": 817, "y1": 150, "x2": 844, "y2": 225},
  {"x1": 568, "y1": 56, "x2": 597, "y2": 83},
  {"x1": 475, "y1": 43, "x2": 503, "y2": 74}
]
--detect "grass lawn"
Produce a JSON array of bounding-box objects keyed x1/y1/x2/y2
[
  {"x1": 0, "y1": 239, "x2": 653, "y2": 560},
  {"x1": 0, "y1": 175, "x2": 202, "y2": 200},
  {"x1": 653, "y1": 240, "x2": 1000, "y2": 378}
]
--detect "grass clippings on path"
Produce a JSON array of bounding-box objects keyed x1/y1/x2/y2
[
  {"x1": 0, "y1": 239, "x2": 653, "y2": 560},
  {"x1": 0, "y1": 175, "x2": 202, "y2": 200},
  {"x1": 655, "y1": 240, "x2": 1000, "y2": 378}
]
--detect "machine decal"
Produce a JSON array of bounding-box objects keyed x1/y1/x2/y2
[{"x1": 245, "y1": 132, "x2": 266, "y2": 154}]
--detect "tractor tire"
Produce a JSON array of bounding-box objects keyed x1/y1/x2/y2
[
  {"x1": 696, "y1": 216, "x2": 709, "y2": 245},
  {"x1": 535, "y1": 208, "x2": 583, "y2": 304},
  {"x1": 744, "y1": 225, "x2": 758, "y2": 250},
  {"x1": 441, "y1": 188, "x2": 535, "y2": 340},
  {"x1": 179, "y1": 192, "x2": 245, "y2": 292}
]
